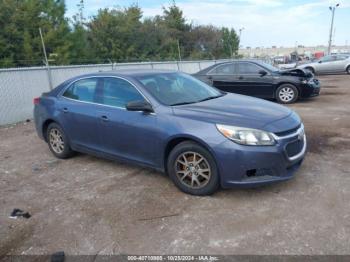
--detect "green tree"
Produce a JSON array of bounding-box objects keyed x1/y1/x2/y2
[
  {"x1": 68, "y1": 0, "x2": 94, "y2": 64},
  {"x1": 0, "y1": 0, "x2": 72, "y2": 67},
  {"x1": 87, "y1": 5, "x2": 143, "y2": 62},
  {"x1": 0, "y1": 0, "x2": 240, "y2": 67},
  {"x1": 221, "y1": 27, "x2": 240, "y2": 58}
]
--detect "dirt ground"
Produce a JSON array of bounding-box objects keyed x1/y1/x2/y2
[{"x1": 1, "y1": 74, "x2": 350, "y2": 256}]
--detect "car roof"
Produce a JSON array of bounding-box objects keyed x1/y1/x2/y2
[
  {"x1": 49, "y1": 69, "x2": 180, "y2": 96},
  {"x1": 70, "y1": 69, "x2": 179, "y2": 79},
  {"x1": 195, "y1": 59, "x2": 268, "y2": 75}
]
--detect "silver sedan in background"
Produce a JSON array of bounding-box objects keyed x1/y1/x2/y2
[{"x1": 298, "y1": 54, "x2": 350, "y2": 75}]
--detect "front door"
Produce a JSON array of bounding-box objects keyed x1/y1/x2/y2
[
  {"x1": 235, "y1": 62, "x2": 274, "y2": 98},
  {"x1": 97, "y1": 77, "x2": 157, "y2": 166},
  {"x1": 315, "y1": 55, "x2": 337, "y2": 73}
]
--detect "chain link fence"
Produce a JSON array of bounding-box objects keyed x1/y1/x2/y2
[{"x1": 0, "y1": 59, "x2": 229, "y2": 125}]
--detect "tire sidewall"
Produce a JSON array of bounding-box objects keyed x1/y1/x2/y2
[
  {"x1": 276, "y1": 84, "x2": 299, "y2": 104},
  {"x1": 346, "y1": 66, "x2": 350, "y2": 75},
  {"x1": 167, "y1": 141, "x2": 219, "y2": 195},
  {"x1": 47, "y1": 123, "x2": 73, "y2": 159}
]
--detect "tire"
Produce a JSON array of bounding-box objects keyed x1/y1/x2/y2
[
  {"x1": 275, "y1": 84, "x2": 299, "y2": 104},
  {"x1": 167, "y1": 141, "x2": 219, "y2": 195},
  {"x1": 46, "y1": 122, "x2": 74, "y2": 159},
  {"x1": 305, "y1": 67, "x2": 315, "y2": 75},
  {"x1": 346, "y1": 66, "x2": 350, "y2": 75}
]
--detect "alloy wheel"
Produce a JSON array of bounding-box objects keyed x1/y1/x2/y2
[
  {"x1": 175, "y1": 151, "x2": 211, "y2": 189},
  {"x1": 49, "y1": 128, "x2": 65, "y2": 154},
  {"x1": 278, "y1": 87, "x2": 295, "y2": 103}
]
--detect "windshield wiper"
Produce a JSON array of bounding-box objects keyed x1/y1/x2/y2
[
  {"x1": 170, "y1": 93, "x2": 225, "y2": 106},
  {"x1": 170, "y1": 101, "x2": 197, "y2": 106},
  {"x1": 197, "y1": 94, "x2": 225, "y2": 103}
]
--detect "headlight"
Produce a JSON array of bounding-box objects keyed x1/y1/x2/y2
[{"x1": 216, "y1": 124, "x2": 276, "y2": 146}]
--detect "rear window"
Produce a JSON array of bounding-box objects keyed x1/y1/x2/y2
[
  {"x1": 209, "y1": 63, "x2": 235, "y2": 75},
  {"x1": 63, "y1": 78, "x2": 98, "y2": 103},
  {"x1": 237, "y1": 63, "x2": 261, "y2": 74}
]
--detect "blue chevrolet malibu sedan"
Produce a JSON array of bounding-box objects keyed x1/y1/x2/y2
[{"x1": 34, "y1": 70, "x2": 306, "y2": 195}]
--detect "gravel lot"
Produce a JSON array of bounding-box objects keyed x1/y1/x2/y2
[{"x1": 1, "y1": 74, "x2": 350, "y2": 256}]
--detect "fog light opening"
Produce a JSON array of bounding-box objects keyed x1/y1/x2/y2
[{"x1": 246, "y1": 169, "x2": 257, "y2": 177}]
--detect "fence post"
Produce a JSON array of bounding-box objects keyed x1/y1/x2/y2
[
  {"x1": 176, "y1": 61, "x2": 180, "y2": 71},
  {"x1": 109, "y1": 59, "x2": 114, "y2": 70},
  {"x1": 39, "y1": 28, "x2": 53, "y2": 90},
  {"x1": 198, "y1": 61, "x2": 202, "y2": 71}
]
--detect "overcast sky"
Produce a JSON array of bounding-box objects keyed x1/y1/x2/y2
[{"x1": 65, "y1": 0, "x2": 350, "y2": 48}]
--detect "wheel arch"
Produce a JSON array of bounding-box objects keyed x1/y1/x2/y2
[
  {"x1": 163, "y1": 135, "x2": 218, "y2": 174},
  {"x1": 346, "y1": 64, "x2": 350, "y2": 72},
  {"x1": 42, "y1": 118, "x2": 66, "y2": 142},
  {"x1": 42, "y1": 119, "x2": 57, "y2": 142},
  {"x1": 304, "y1": 66, "x2": 315, "y2": 74}
]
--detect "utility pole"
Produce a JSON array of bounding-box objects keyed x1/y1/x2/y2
[
  {"x1": 39, "y1": 28, "x2": 53, "y2": 90},
  {"x1": 229, "y1": 45, "x2": 233, "y2": 59},
  {"x1": 239, "y1": 27, "x2": 244, "y2": 43},
  {"x1": 177, "y1": 39, "x2": 182, "y2": 62},
  {"x1": 327, "y1": 4, "x2": 339, "y2": 55}
]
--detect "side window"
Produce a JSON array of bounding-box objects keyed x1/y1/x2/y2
[
  {"x1": 321, "y1": 55, "x2": 336, "y2": 62},
  {"x1": 63, "y1": 78, "x2": 98, "y2": 103},
  {"x1": 336, "y1": 55, "x2": 349, "y2": 61},
  {"x1": 237, "y1": 63, "x2": 261, "y2": 74},
  {"x1": 209, "y1": 64, "x2": 235, "y2": 75},
  {"x1": 102, "y1": 78, "x2": 144, "y2": 108}
]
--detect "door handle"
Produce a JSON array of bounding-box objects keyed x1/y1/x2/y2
[
  {"x1": 62, "y1": 107, "x2": 68, "y2": 113},
  {"x1": 238, "y1": 76, "x2": 244, "y2": 80},
  {"x1": 207, "y1": 76, "x2": 213, "y2": 80},
  {"x1": 100, "y1": 115, "x2": 109, "y2": 122}
]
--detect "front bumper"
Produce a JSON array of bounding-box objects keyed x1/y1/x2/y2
[
  {"x1": 214, "y1": 125, "x2": 306, "y2": 188},
  {"x1": 300, "y1": 79, "x2": 321, "y2": 98}
]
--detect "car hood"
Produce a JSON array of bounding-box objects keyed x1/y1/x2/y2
[
  {"x1": 172, "y1": 94, "x2": 301, "y2": 133},
  {"x1": 278, "y1": 68, "x2": 313, "y2": 78}
]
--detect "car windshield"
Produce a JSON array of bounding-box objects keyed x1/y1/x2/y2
[{"x1": 137, "y1": 72, "x2": 224, "y2": 106}]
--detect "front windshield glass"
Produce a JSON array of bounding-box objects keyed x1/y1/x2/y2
[{"x1": 137, "y1": 72, "x2": 223, "y2": 106}]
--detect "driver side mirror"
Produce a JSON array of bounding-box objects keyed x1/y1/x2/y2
[
  {"x1": 258, "y1": 70, "x2": 268, "y2": 76},
  {"x1": 318, "y1": 60, "x2": 322, "y2": 63},
  {"x1": 126, "y1": 100, "x2": 154, "y2": 113}
]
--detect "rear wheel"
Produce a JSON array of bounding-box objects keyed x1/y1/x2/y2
[
  {"x1": 167, "y1": 141, "x2": 219, "y2": 195},
  {"x1": 47, "y1": 123, "x2": 74, "y2": 159},
  {"x1": 276, "y1": 84, "x2": 299, "y2": 104},
  {"x1": 346, "y1": 66, "x2": 350, "y2": 75}
]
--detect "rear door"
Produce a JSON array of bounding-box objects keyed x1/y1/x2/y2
[
  {"x1": 332, "y1": 55, "x2": 349, "y2": 72},
  {"x1": 59, "y1": 78, "x2": 102, "y2": 151},
  {"x1": 206, "y1": 63, "x2": 239, "y2": 92},
  {"x1": 236, "y1": 62, "x2": 274, "y2": 98}
]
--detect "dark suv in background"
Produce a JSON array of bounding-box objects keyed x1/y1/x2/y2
[{"x1": 193, "y1": 60, "x2": 321, "y2": 104}]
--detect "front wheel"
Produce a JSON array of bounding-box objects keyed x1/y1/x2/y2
[
  {"x1": 346, "y1": 66, "x2": 350, "y2": 75},
  {"x1": 276, "y1": 84, "x2": 299, "y2": 104},
  {"x1": 167, "y1": 141, "x2": 219, "y2": 195}
]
